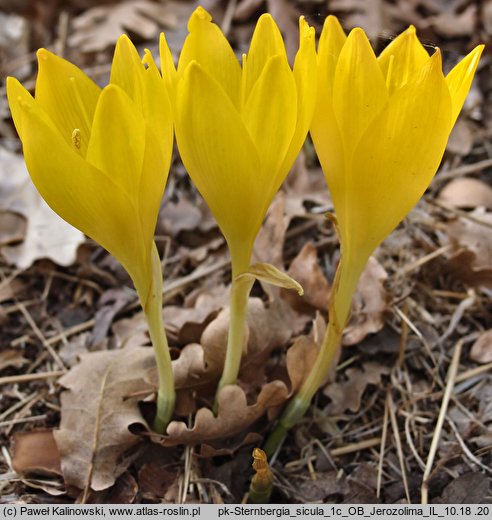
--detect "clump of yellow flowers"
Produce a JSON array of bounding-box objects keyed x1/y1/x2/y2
[{"x1": 7, "y1": 7, "x2": 483, "y2": 442}]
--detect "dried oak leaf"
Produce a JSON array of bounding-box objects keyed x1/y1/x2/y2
[
  {"x1": 12, "y1": 430, "x2": 62, "y2": 477},
  {"x1": 282, "y1": 241, "x2": 330, "y2": 313},
  {"x1": 435, "y1": 472, "x2": 492, "y2": 504},
  {"x1": 428, "y1": 3, "x2": 476, "y2": 38},
  {"x1": 438, "y1": 178, "x2": 492, "y2": 210},
  {"x1": 0, "y1": 147, "x2": 84, "y2": 268},
  {"x1": 0, "y1": 277, "x2": 25, "y2": 303},
  {"x1": 159, "y1": 198, "x2": 202, "y2": 237},
  {"x1": 470, "y1": 330, "x2": 492, "y2": 363},
  {"x1": 68, "y1": 0, "x2": 177, "y2": 52},
  {"x1": 330, "y1": 0, "x2": 387, "y2": 40},
  {"x1": 343, "y1": 257, "x2": 389, "y2": 346},
  {"x1": 54, "y1": 347, "x2": 155, "y2": 491},
  {"x1": 323, "y1": 362, "x2": 390, "y2": 414},
  {"x1": 444, "y1": 210, "x2": 492, "y2": 288},
  {"x1": 0, "y1": 348, "x2": 28, "y2": 371},
  {"x1": 158, "y1": 382, "x2": 289, "y2": 447},
  {"x1": 445, "y1": 249, "x2": 492, "y2": 289},
  {"x1": 446, "y1": 119, "x2": 475, "y2": 156},
  {"x1": 285, "y1": 335, "x2": 320, "y2": 394},
  {"x1": 91, "y1": 288, "x2": 134, "y2": 347},
  {"x1": 201, "y1": 296, "x2": 303, "y2": 385},
  {"x1": 253, "y1": 192, "x2": 289, "y2": 269},
  {"x1": 446, "y1": 210, "x2": 492, "y2": 268}
]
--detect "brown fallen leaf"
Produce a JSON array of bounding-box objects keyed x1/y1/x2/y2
[
  {"x1": 201, "y1": 297, "x2": 303, "y2": 386},
  {"x1": 343, "y1": 257, "x2": 389, "y2": 346},
  {"x1": 12, "y1": 430, "x2": 62, "y2": 477},
  {"x1": 285, "y1": 335, "x2": 320, "y2": 394},
  {"x1": 438, "y1": 178, "x2": 492, "y2": 210},
  {"x1": 252, "y1": 192, "x2": 289, "y2": 269},
  {"x1": 470, "y1": 330, "x2": 492, "y2": 363},
  {"x1": 91, "y1": 288, "x2": 134, "y2": 347},
  {"x1": 0, "y1": 209, "x2": 25, "y2": 246},
  {"x1": 429, "y1": 3, "x2": 476, "y2": 38},
  {"x1": 85, "y1": 472, "x2": 139, "y2": 504},
  {"x1": 158, "y1": 382, "x2": 289, "y2": 447},
  {"x1": 164, "y1": 298, "x2": 221, "y2": 344},
  {"x1": 435, "y1": 472, "x2": 491, "y2": 504},
  {"x1": 199, "y1": 432, "x2": 263, "y2": 457},
  {"x1": 138, "y1": 462, "x2": 177, "y2": 501},
  {"x1": 0, "y1": 147, "x2": 85, "y2": 268},
  {"x1": 68, "y1": 0, "x2": 177, "y2": 52},
  {"x1": 296, "y1": 471, "x2": 349, "y2": 503},
  {"x1": 0, "y1": 277, "x2": 25, "y2": 303},
  {"x1": 323, "y1": 362, "x2": 390, "y2": 414},
  {"x1": 112, "y1": 312, "x2": 149, "y2": 349},
  {"x1": 282, "y1": 241, "x2": 330, "y2": 313},
  {"x1": 54, "y1": 347, "x2": 155, "y2": 491},
  {"x1": 446, "y1": 119, "x2": 475, "y2": 156},
  {"x1": 159, "y1": 197, "x2": 202, "y2": 237},
  {"x1": 0, "y1": 348, "x2": 28, "y2": 371},
  {"x1": 446, "y1": 210, "x2": 492, "y2": 268},
  {"x1": 330, "y1": 0, "x2": 387, "y2": 40},
  {"x1": 445, "y1": 249, "x2": 492, "y2": 289}
]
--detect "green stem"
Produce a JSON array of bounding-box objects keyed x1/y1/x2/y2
[
  {"x1": 141, "y1": 243, "x2": 175, "y2": 433},
  {"x1": 213, "y1": 275, "x2": 253, "y2": 412},
  {"x1": 263, "y1": 256, "x2": 363, "y2": 457}
]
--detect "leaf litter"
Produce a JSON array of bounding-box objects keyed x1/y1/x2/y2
[{"x1": 1, "y1": 0, "x2": 492, "y2": 505}]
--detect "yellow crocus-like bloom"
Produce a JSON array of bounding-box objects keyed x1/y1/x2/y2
[
  {"x1": 312, "y1": 19, "x2": 483, "y2": 330},
  {"x1": 162, "y1": 6, "x2": 316, "y2": 275},
  {"x1": 7, "y1": 35, "x2": 175, "y2": 431},
  {"x1": 265, "y1": 20, "x2": 483, "y2": 455},
  {"x1": 157, "y1": 7, "x2": 317, "y2": 396}
]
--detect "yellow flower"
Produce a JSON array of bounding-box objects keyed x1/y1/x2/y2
[
  {"x1": 159, "y1": 6, "x2": 317, "y2": 276},
  {"x1": 311, "y1": 18, "x2": 483, "y2": 325},
  {"x1": 7, "y1": 35, "x2": 173, "y2": 303},
  {"x1": 7, "y1": 35, "x2": 176, "y2": 430}
]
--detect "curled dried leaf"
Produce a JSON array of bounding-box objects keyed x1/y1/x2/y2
[
  {"x1": 158, "y1": 382, "x2": 289, "y2": 447},
  {"x1": 237, "y1": 263, "x2": 303, "y2": 295}
]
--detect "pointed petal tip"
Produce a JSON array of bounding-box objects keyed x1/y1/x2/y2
[
  {"x1": 189, "y1": 5, "x2": 212, "y2": 27},
  {"x1": 347, "y1": 26, "x2": 371, "y2": 46},
  {"x1": 36, "y1": 48, "x2": 50, "y2": 61},
  {"x1": 256, "y1": 13, "x2": 279, "y2": 36},
  {"x1": 299, "y1": 16, "x2": 314, "y2": 39},
  {"x1": 182, "y1": 59, "x2": 202, "y2": 80},
  {"x1": 116, "y1": 33, "x2": 131, "y2": 44}
]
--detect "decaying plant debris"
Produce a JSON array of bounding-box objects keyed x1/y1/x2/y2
[{"x1": 1, "y1": 0, "x2": 492, "y2": 505}]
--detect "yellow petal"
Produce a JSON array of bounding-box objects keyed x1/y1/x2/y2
[
  {"x1": 333, "y1": 28, "x2": 388, "y2": 159},
  {"x1": 178, "y1": 7, "x2": 241, "y2": 108},
  {"x1": 446, "y1": 44, "x2": 484, "y2": 127},
  {"x1": 317, "y1": 15, "x2": 346, "y2": 96},
  {"x1": 35, "y1": 49, "x2": 100, "y2": 157},
  {"x1": 377, "y1": 25, "x2": 429, "y2": 94},
  {"x1": 242, "y1": 13, "x2": 286, "y2": 104},
  {"x1": 278, "y1": 17, "x2": 317, "y2": 183},
  {"x1": 86, "y1": 84, "x2": 146, "y2": 202},
  {"x1": 175, "y1": 62, "x2": 260, "y2": 273},
  {"x1": 110, "y1": 34, "x2": 145, "y2": 107},
  {"x1": 243, "y1": 54, "x2": 296, "y2": 195},
  {"x1": 311, "y1": 17, "x2": 346, "y2": 232},
  {"x1": 141, "y1": 48, "x2": 174, "y2": 160},
  {"x1": 138, "y1": 55, "x2": 173, "y2": 246},
  {"x1": 347, "y1": 50, "x2": 452, "y2": 255},
  {"x1": 158, "y1": 32, "x2": 178, "y2": 105},
  {"x1": 6, "y1": 77, "x2": 146, "y2": 288}
]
